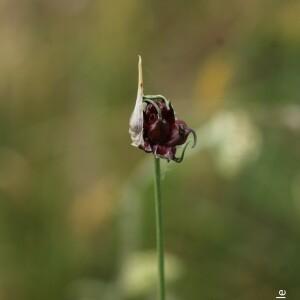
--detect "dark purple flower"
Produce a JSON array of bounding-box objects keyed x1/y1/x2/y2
[{"x1": 129, "y1": 56, "x2": 196, "y2": 162}]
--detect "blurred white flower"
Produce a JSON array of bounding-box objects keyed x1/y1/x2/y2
[
  {"x1": 119, "y1": 251, "x2": 184, "y2": 298},
  {"x1": 204, "y1": 110, "x2": 262, "y2": 177}
]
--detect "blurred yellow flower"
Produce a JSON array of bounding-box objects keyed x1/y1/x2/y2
[
  {"x1": 194, "y1": 55, "x2": 234, "y2": 115},
  {"x1": 277, "y1": 2, "x2": 300, "y2": 41}
]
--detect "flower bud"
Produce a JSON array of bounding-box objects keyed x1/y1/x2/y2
[{"x1": 129, "y1": 57, "x2": 196, "y2": 162}]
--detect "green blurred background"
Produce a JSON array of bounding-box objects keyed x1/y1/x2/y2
[{"x1": 1, "y1": 0, "x2": 300, "y2": 299}]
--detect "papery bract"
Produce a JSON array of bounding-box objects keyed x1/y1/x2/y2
[{"x1": 129, "y1": 56, "x2": 144, "y2": 148}]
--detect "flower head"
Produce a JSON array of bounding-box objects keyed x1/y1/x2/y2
[{"x1": 129, "y1": 56, "x2": 196, "y2": 162}]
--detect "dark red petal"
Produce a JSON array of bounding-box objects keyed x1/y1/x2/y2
[
  {"x1": 146, "y1": 119, "x2": 170, "y2": 144},
  {"x1": 164, "y1": 120, "x2": 192, "y2": 147},
  {"x1": 158, "y1": 100, "x2": 175, "y2": 124},
  {"x1": 140, "y1": 97, "x2": 196, "y2": 162},
  {"x1": 144, "y1": 104, "x2": 158, "y2": 124},
  {"x1": 153, "y1": 145, "x2": 176, "y2": 161},
  {"x1": 144, "y1": 100, "x2": 175, "y2": 124}
]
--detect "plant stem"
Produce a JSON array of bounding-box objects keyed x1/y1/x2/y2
[{"x1": 154, "y1": 157, "x2": 165, "y2": 300}]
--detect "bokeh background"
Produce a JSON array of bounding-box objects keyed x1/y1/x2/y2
[{"x1": 1, "y1": 0, "x2": 300, "y2": 299}]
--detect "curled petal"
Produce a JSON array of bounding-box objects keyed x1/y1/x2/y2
[
  {"x1": 173, "y1": 129, "x2": 197, "y2": 163},
  {"x1": 129, "y1": 56, "x2": 144, "y2": 147},
  {"x1": 143, "y1": 96, "x2": 175, "y2": 125},
  {"x1": 174, "y1": 142, "x2": 190, "y2": 163},
  {"x1": 190, "y1": 129, "x2": 197, "y2": 148},
  {"x1": 143, "y1": 98, "x2": 162, "y2": 120},
  {"x1": 143, "y1": 94, "x2": 171, "y2": 110}
]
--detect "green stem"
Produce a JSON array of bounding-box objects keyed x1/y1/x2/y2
[{"x1": 154, "y1": 157, "x2": 166, "y2": 300}]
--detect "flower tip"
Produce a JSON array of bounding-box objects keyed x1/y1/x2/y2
[{"x1": 138, "y1": 55, "x2": 143, "y2": 89}]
